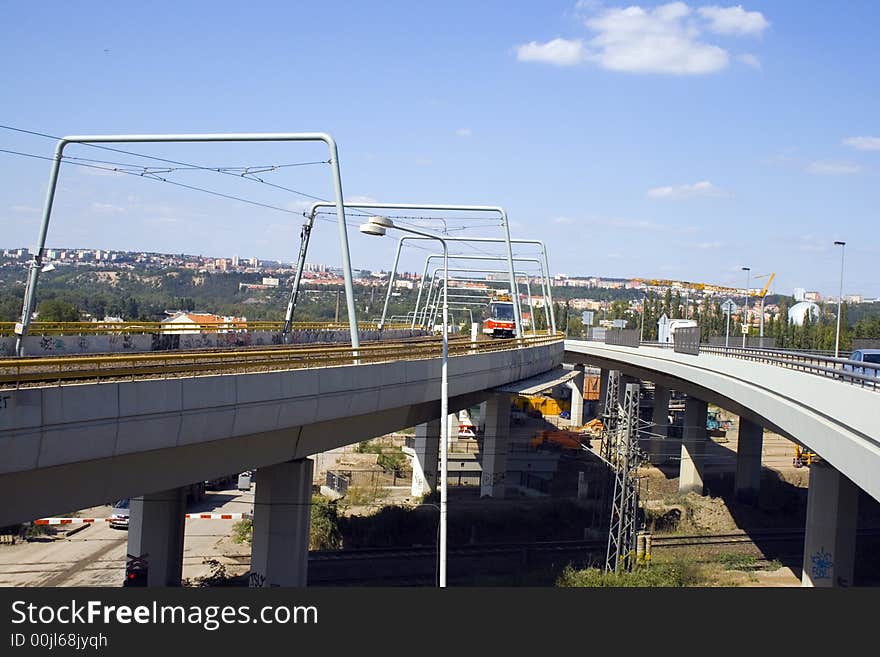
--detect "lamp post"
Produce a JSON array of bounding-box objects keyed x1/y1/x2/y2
[
  {"x1": 639, "y1": 292, "x2": 647, "y2": 343},
  {"x1": 741, "y1": 267, "x2": 751, "y2": 348},
  {"x1": 834, "y1": 241, "x2": 846, "y2": 357},
  {"x1": 359, "y1": 215, "x2": 450, "y2": 588}
]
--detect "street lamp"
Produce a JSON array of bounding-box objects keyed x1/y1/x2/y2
[
  {"x1": 639, "y1": 291, "x2": 647, "y2": 342},
  {"x1": 834, "y1": 241, "x2": 846, "y2": 357},
  {"x1": 359, "y1": 215, "x2": 450, "y2": 588},
  {"x1": 741, "y1": 267, "x2": 751, "y2": 348}
]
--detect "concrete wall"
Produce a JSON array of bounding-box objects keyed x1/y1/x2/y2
[
  {"x1": 0, "y1": 329, "x2": 429, "y2": 357},
  {"x1": 0, "y1": 341, "x2": 562, "y2": 524},
  {"x1": 564, "y1": 340, "x2": 880, "y2": 504}
]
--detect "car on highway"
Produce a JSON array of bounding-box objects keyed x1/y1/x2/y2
[
  {"x1": 109, "y1": 498, "x2": 130, "y2": 529},
  {"x1": 842, "y1": 349, "x2": 880, "y2": 378}
]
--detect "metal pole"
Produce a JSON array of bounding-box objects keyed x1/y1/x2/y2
[
  {"x1": 306, "y1": 202, "x2": 525, "y2": 337},
  {"x1": 16, "y1": 132, "x2": 358, "y2": 355},
  {"x1": 639, "y1": 292, "x2": 646, "y2": 342},
  {"x1": 439, "y1": 241, "x2": 448, "y2": 587},
  {"x1": 377, "y1": 237, "x2": 404, "y2": 330},
  {"x1": 283, "y1": 214, "x2": 315, "y2": 336},
  {"x1": 725, "y1": 308, "x2": 730, "y2": 348},
  {"x1": 835, "y1": 241, "x2": 846, "y2": 357},
  {"x1": 742, "y1": 267, "x2": 750, "y2": 348},
  {"x1": 416, "y1": 253, "x2": 549, "y2": 329}
]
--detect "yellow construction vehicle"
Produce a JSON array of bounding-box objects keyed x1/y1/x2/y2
[
  {"x1": 512, "y1": 394, "x2": 570, "y2": 417},
  {"x1": 793, "y1": 444, "x2": 819, "y2": 468},
  {"x1": 530, "y1": 429, "x2": 584, "y2": 450}
]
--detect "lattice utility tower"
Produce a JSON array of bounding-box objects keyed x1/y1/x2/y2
[
  {"x1": 605, "y1": 381, "x2": 644, "y2": 573},
  {"x1": 600, "y1": 370, "x2": 620, "y2": 464}
]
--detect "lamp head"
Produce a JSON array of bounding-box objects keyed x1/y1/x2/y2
[
  {"x1": 367, "y1": 215, "x2": 394, "y2": 228},
  {"x1": 834, "y1": 241, "x2": 846, "y2": 246},
  {"x1": 359, "y1": 223, "x2": 387, "y2": 237}
]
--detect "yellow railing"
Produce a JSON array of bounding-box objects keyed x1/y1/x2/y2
[
  {"x1": 0, "y1": 333, "x2": 563, "y2": 387},
  {"x1": 0, "y1": 321, "x2": 415, "y2": 336}
]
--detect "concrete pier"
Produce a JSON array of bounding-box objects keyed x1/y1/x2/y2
[
  {"x1": 801, "y1": 461, "x2": 859, "y2": 587},
  {"x1": 127, "y1": 487, "x2": 187, "y2": 587},
  {"x1": 679, "y1": 397, "x2": 707, "y2": 495},
  {"x1": 250, "y1": 458, "x2": 313, "y2": 587},
  {"x1": 735, "y1": 418, "x2": 764, "y2": 504},
  {"x1": 411, "y1": 419, "x2": 440, "y2": 497},
  {"x1": 480, "y1": 394, "x2": 510, "y2": 498},
  {"x1": 650, "y1": 385, "x2": 670, "y2": 464}
]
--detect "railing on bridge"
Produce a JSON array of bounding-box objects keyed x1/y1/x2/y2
[
  {"x1": 0, "y1": 333, "x2": 563, "y2": 388},
  {"x1": 0, "y1": 320, "x2": 413, "y2": 336},
  {"x1": 570, "y1": 336, "x2": 879, "y2": 391},
  {"x1": 700, "y1": 345, "x2": 880, "y2": 391},
  {"x1": 673, "y1": 327, "x2": 701, "y2": 355},
  {"x1": 604, "y1": 328, "x2": 639, "y2": 348}
]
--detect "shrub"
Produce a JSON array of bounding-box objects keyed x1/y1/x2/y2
[{"x1": 556, "y1": 558, "x2": 699, "y2": 587}]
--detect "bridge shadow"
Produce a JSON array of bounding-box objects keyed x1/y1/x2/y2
[{"x1": 645, "y1": 433, "x2": 880, "y2": 584}]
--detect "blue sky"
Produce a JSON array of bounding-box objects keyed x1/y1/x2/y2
[{"x1": 1, "y1": 1, "x2": 878, "y2": 297}]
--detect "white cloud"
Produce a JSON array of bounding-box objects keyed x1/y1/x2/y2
[
  {"x1": 345, "y1": 195, "x2": 379, "y2": 204},
  {"x1": 798, "y1": 234, "x2": 830, "y2": 253},
  {"x1": 583, "y1": 215, "x2": 699, "y2": 233},
  {"x1": 553, "y1": 216, "x2": 575, "y2": 224},
  {"x1": 285, "y1": 199, "x2": 312, "y2": 213},
  {"x1": 10, "y1": 205, "x2": 40, "y2": 214},
  {"x1": 515, "y1": 38, "x2": 587, "y2": 66},
  {"x1": 455, "y1": 128, "x2": 472, "y2": 138},
  {"x1": 842, "y1": 136, "x2": 880, "y2": 151},
  {"x1": 806, "y1": 161, "x2": 861, "y2": 175},
  {"x1": 515, "y1": 2, "x2": 769, "y2": 75},
  {"x1": 698, "y1": 5, "x2": 769, "y2": 35},
  {"x1": 692, "y1": 240, "x2": 722, "y2": 249},
  {"x1": 584, "y1": 2, "x2": 729, "y2": 74},
  {"x1": 648, "y1": 180, "x2": 730, "y2": 199},
  {"x1": 90, "y1": 202, "x2": 126, "y2": 214},
  {"x1": 737, "y1": 53, "x2": 761, "y2": 69}
]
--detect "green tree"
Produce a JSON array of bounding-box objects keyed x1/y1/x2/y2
[{"x1": 37, "y1": 299, "x2": 80, "y2": 322}]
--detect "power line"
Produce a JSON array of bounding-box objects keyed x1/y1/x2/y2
[
  {"x1": 0, "y1": 148, "x2": 312, "y2": 219},
  {"x1": 0, "y1": 124, "x2": 332, "y2": 205}
]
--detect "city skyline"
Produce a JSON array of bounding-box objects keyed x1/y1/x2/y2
[
  {"x1": 1, "y1": 243, "x2": 872, "y2": 303},
  {"x1": 2, "y1": 2, "x2": 878, "y2": 298}
]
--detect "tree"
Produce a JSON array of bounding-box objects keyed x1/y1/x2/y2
[{"x1": 36, "y1": 299, "x2": 80, "y2": 322}]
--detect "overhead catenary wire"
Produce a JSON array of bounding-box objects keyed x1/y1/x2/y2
[{"x1": 0, "y1": 124, "x2": 336, "y2": 208}]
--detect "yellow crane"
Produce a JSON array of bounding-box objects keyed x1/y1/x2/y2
[{"x1": 633, "y1": 278, "x2": 743, "y2": 296}]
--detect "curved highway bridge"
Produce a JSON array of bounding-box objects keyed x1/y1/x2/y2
[
  {"x1": 565, "y1": 338, "x2": 880, "y2": 588},
  {"x1": 0, "y1": 331, "x2": 563, "y2": 586}
]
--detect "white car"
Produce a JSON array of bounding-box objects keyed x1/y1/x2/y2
[{"x1": 109, "y1": 498, "x2": 130, "y2": 529}]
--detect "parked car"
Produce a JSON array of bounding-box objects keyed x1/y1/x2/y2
[
  {"x1": 109, "y1": 498, "x2": 130, "y2": 529},
  {"x1": 842, "y1": 349, "x2": 880, "y2": 378}
]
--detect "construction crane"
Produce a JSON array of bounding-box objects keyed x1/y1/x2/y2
[
  {"x1": 751, "y1": 272, "x2": 776, "y2": 338},
  {"x1": 632, "y1": 278, "x2": 744, "y2": 296}
]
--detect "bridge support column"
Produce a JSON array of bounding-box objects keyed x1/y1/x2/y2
[
  {"x1": 127, "y1": 487, "x2": 186, "y2": 587},
  {"x1": 650, "y1": 385, "x2": 670, "y2": 464},
  {"x1": 679, "y1": 397, "x2": 707, "y2": 495},
  {"x1": 250, "y1": 458, "x2": 313, "y2": 587},
  {"x1": 801, "y1": 461, "x2": 859, "y2": 587},
  {"x1": 411, "y1": 420, "x2": 440, "y2": 497},
  {"x1": 735, "y1": 418, "x2": 763, "y2": 504},
  {"x1": 447, "y1": 413, "x2": 460, "y2": 449},
  {"x1": 568, "y1": 364, "x2": 585, "y2": 427},
  {"x1": 480, "y1": 393, "x2": 510, "y2": 498}
]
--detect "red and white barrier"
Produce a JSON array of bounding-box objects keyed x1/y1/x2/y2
[
  {"x1": 34, "y1": 513, "x2": 252, "y2": 525},
  {"x1": 33, "y1": 518, "x2": 107, "y2": 525}
]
